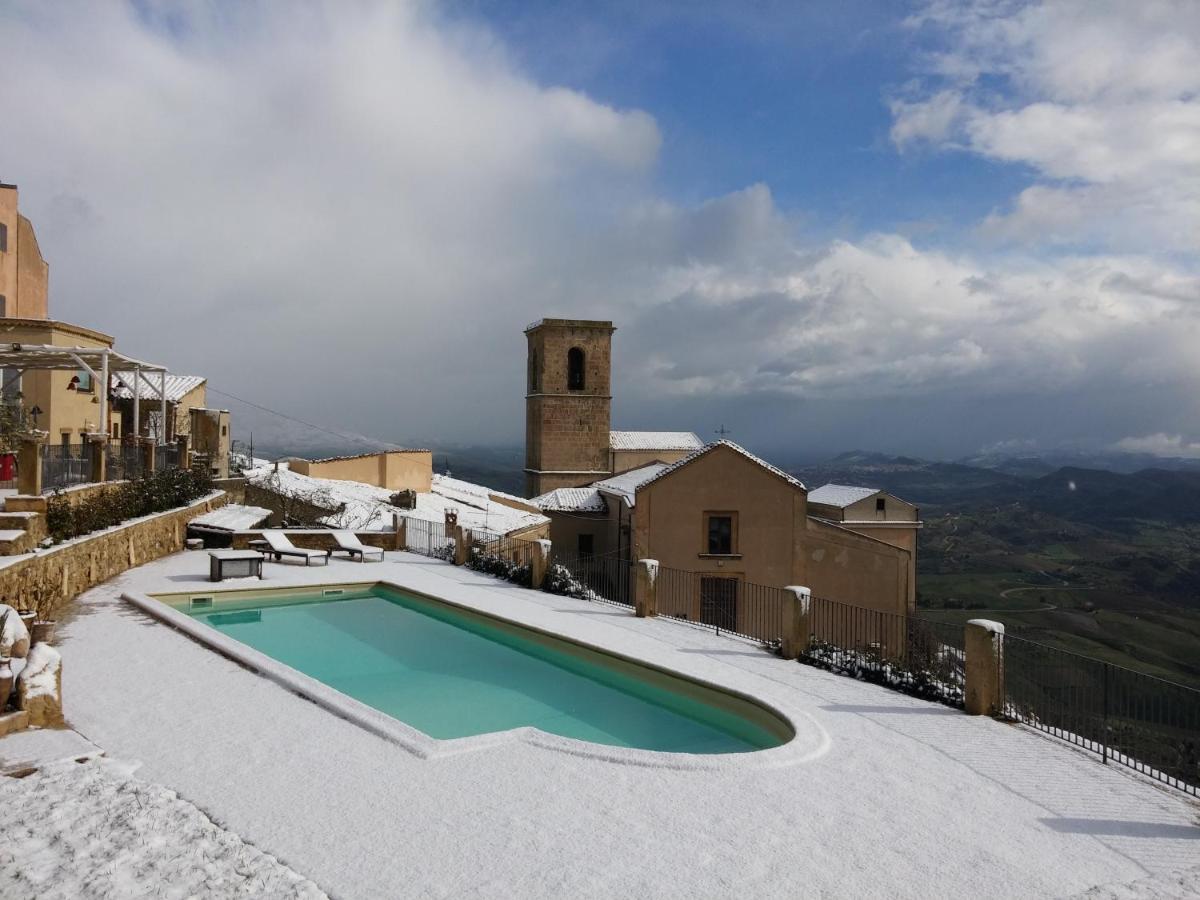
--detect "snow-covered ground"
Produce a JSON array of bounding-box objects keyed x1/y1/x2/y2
[
  {"x1": 246, "y1": 464, "x2": 546, "y2": 534},
  {"x1": 32, "y1": 550, "x2": 1200, "y2": 898},
  {"x1": 0, "y1": 757, "x2": 325, "y2": 899}
]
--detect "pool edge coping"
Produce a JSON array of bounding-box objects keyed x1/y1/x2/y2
[{"x1": 121, "y1": 580, "x2": 831, "y2": 772}]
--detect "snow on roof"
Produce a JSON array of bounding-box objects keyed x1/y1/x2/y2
[
  {"x1": 532, "y1": 487, "x2": 606, "y2": 514},
  {"x1": 432, "y1": 474, "x2": 535, "y2": 511},
  {"x1": 806, "y1": 484, "x2": 881, "y2": 508},
  {"x1": 609, "y1": 431, "x2": 704, "y2": 451},
  {"x1": 189, "y1": 504, "x2": 273, "y2": 532},
  {"x1": 111, "y1": 374, "x2": 206, "y2": 403},
  {"x1": 593, "y1": 463, "x2": 669, "y2": 506},
  {"x1": 636, "y1": 441, "x2": 805, "y2": 493},
  {"x1": 247, "y1": 467, "x2": 547, "y2": 535}
]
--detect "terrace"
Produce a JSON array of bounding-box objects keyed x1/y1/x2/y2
[{"x1": 16, "y1": 545, "x2": 1199, "y2": 898}]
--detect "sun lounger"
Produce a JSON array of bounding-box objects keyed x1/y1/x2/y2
[
  {"x1": 333, "y1": 531, "x2": 385, "y2": 562},
  {"x1": 249, "y1": 532, "x2": 331, "y2": 566}
]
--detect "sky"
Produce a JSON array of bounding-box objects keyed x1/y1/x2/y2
[{"x1": 1, "y1": 0, "x2": 1198, "y2": 461}]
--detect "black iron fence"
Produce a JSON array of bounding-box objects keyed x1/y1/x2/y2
[
  {"x1": 804, "y1": 598, "x2": 966, "y2": 708},
  {"x1": 155, "y1": 444, "x2": 180, "y2": 472},
  {"x1": 466, "y1": 527, "x2": 541, "y2": 587},
  {"x1": 105, "y1": 443, "x2": 145, "y2": 483},
  {"x1": 402, "y1": 518, "x2": 453, "y2": 561},
  {"x1": 41, "y1": 444, "x2": 90, "y2": 491},
  {"x1": 1000, "y1": 634, "x2": 1199, "y2": 796},
  {"x1": 653, "y1": 563, "x2": 787, "y2": 644},
  {"x1": 546, "y1": 549, "x2": 634, "y2": 608}
]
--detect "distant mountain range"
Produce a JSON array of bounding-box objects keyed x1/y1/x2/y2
[{"x1": 787, "y1": 449, "x2": 1200, "y2": 526}]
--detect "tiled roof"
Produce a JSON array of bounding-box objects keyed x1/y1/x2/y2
[
  {"x1": 111, "y1": 373, "x2": 206, "y2": 403},
  {"x1": 635, "y1": 440, "x2": 806, "y2": 493},
  {"x1": 806, "y1": 484, "x2": 881, "y2": 508},
  {"x1": 532, "y1": 487, "x2": 606, "y2": 513},
  {"x1": 593, "y1": 463, "x2": 669, "y2": 506},
  {"x1": 609, "y1": 431, "x2": 704, "y2": 451}
]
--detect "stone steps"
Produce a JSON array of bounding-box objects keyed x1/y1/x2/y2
[{"x1": 0, "y1": 504, "x2": 46, "y2": 556}]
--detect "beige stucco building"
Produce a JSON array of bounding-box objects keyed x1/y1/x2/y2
[
  {"x1": 526, "y1": 318, "x2": 921, "y2": 618},
  {"x1": 0, "y1": 318, "x2": 125, "y2": 445},
  {"x1": 289, "y1": 450, "x2": 434, "y2": 492},
  {"x1": 0, "y1": 183, "x2": 49, "y2": 320},
  {"x1": 0, "y1": 182, "x2": 228, "y2": 480}
]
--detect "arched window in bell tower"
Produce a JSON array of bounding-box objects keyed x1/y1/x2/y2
[{"x1": 567, "y1": 347, "x2": 586, "y2": 391}]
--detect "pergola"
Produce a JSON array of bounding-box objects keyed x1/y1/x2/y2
[{"x1": 0, "y1": 343, "x2": 174, "y2": 442}]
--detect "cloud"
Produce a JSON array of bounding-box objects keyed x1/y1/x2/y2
[
  {"x1": 0, "y1": 1, "x2": 1197, "y2": 458},
  {"x1": 893, "y1": 1, "x2": 1200, "y2": 252},
  {"x1": 620, "y1": 235, "x2": 1200, "y2": 403},
  {"x1": 1113, "y1": 434, "x2": 1200, "y2": 460}
]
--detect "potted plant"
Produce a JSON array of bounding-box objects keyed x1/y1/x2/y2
[{"x1": 28, "y1": 582, "x2": 58, "y2": 647}]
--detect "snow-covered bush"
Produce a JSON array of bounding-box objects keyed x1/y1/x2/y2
[{"x1": 466, "y1": 547, "x2": 532, "y2": 588}]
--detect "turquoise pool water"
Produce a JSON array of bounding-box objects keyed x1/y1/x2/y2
[{"x1": 179, "y1": 585, "x2": 789, "y2": 754}]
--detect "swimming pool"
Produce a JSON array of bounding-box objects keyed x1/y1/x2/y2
[{"x1": 158, "y1": 583, "x2": 792, "y2": 754}]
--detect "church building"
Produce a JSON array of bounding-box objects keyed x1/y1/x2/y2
[{"x1": 525, "y1": 318, "x2": 921, "y2": 620}]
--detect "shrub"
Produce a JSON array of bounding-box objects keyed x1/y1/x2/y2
[{"x1": 45, "y1": 467, "x2": 213, "y2": 544}]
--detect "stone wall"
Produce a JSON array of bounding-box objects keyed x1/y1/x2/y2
[{"x1": 0, "y1": 492, "x2": 230, "y2": 618}]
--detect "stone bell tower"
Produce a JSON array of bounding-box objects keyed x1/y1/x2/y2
[{"x1": 524, "y1": 319, "x2": 615, "y2": 498}]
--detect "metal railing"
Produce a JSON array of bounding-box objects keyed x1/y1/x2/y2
[
  {"x1": 41, "y1": 444, "x2": 90, "y2": 491},
  {"x1": 155, "y1": 444, "x2": 180, "y2": 472},
  {"x1": 402, "y1": 518, "x2": 453, "y2": 561},
  {"x1": 804, "y1": 598, "x2": 965, "y2": 708},
  {"x1": 105, "y1": 443, "x2": 144, "y2": 483},
  {"x1": 1000, "y1": 634, "x2": 1199, "y2": 796},
  {"x1": 546, "y1": 549, "x2": 634, "y2": 608},
  {"x1": 654, "y1": 563, "x2": 786, "y2": 644}
]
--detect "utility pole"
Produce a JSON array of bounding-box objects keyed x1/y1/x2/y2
[{"x1": 715, "y1": 424, "x2": 733, "y2": 439}]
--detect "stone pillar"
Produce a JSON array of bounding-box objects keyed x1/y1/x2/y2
[
  {"x1": 140, "y1": 437, "x2": 157, "y2": 474},
  {"x1": 531, "y1": 539, "x2": 551, "y2": 589},
  {"x1": 85, "y1": 432, "x2": 107, "y2": 483},
  {"x1": 453, "y1": 525, "x2": 470, "y2": 566},
  {"x1": 17, "y1": 433, "x2": 45, "y2": 496},
  {"x1": 781, "y1": 586, "x2": 812, "y2": 660},
  {"x1": 392, "y1": 513, "x2": 407, "y2": 552},
  {"x1": 965, "y1": 619, "x2": 1005, "y2": 716},
  {"x1": 176, "y1": 433, "x2": 191, "y2": 470},
  {"x1": 635, "y1": 559, "x2": 659, "y2": 618}
]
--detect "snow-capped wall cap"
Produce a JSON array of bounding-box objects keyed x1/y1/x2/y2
[
  {"x1": 536, "y1": 539, "x2": 552, "y2": 552},
  {"x1": 784, "y1": 585, "x2": 812, "y2": 598},
  {"x1": 967, "y1": 619, "x2": 1005, "y2": 635},
  {"x1": 635, "y1": 440, "x2": 806, "y2": 494},
  {"x1": 20, "y1": 641, "x2": 62, "y2": 699},
  {"x1": 609, "y1": 431, "x2": 704, "y2": 451}
]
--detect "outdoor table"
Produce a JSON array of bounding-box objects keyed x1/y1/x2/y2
[{"x1": 208, "y1": 549, "x2": 265, "y2": 582}]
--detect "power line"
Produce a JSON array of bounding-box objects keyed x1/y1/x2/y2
[{"x1": 205, "y1": 385, "x2": 395, "y2": 451}]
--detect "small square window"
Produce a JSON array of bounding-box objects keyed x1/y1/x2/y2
[
  {"x1": 706, "y1": 514, "x2": 733, "y2": 555},
  {"x1": 578, "y1": 533, "x2": 594, "y2": 557}
]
